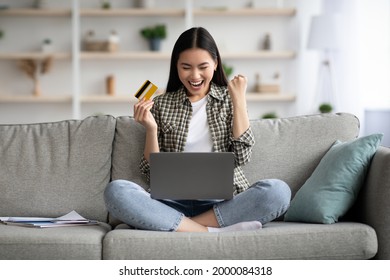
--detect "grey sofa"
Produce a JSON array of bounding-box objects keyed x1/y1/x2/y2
[{"x1": 0, "y1": 113, "x2": 388, "y2": 260}]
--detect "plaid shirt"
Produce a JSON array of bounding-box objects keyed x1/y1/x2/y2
[{"x1": 140, "y1": 82, "x2": 255, "y2": 194}]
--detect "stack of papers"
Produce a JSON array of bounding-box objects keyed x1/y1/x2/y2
[{"x1": 0, "y1": 210, "x2": 99, "y2": 228}]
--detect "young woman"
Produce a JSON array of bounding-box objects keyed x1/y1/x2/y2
[{"x1": 104, "y1": 27, "x2": 291, "y2": 232}]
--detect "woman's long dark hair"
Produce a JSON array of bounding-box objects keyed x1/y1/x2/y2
[{"x1": 166, "y1": 27, "x2": 228, "y2": 92}]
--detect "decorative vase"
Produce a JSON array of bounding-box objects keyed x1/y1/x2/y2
[
  {"x1": 108, "y1": 30, "x2": 120, "y2": 52},
  {"x1": 149, "y1": 38, "x2": 161, "y2": 51},
  {"x1": 33, "y1": 78, "x2": 41, "y2": 97},
  {"x1": 42, "y1": 39, "x2": 53, "y2": 53},
  {"x1": 106, "y1": 75, "x2": 115, "y2": 96}
]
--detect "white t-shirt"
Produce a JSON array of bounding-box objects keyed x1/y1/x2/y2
[{"x1": 183, "y1": 96, "x2": 213, "y2": 152}]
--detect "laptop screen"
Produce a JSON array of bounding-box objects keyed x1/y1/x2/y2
[{"x1": 150, "y1": 152, "x2": 234, "y2": 200}]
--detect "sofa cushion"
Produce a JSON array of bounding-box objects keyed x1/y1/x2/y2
[
  {"x1": 284, "y1": 133, "x2": 383, "y2": 224},
  {"x1": 0, "y1": 223, "x2": 110, "y2": 260},
  {"x1": 244, "y1": 113, "x2": 360, "y2": 196},
  {"x1": 102, "y1": 222, "x2": 377, "y2": 259},
  {"x1": 111, "y1": 116, "x2": 148, "y2": 189},
  {"x1": 0, "y1": 115, "x2": 116, "y2": 222}
]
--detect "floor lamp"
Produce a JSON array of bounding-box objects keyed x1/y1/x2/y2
[{"x1": 307, "y1": 14, "x2": 342, "y2": 113}]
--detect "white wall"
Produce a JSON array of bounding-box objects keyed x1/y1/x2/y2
[
  {"x1": 293, "y1": 0, "x2": 322, "y2": 116},
  {"x1": 356, "y1": 0, "x2": 390, "y2": 142},
  {"x1": 357, "y1": 0, "x2": 390, "y2": 110},
  {"x1": 318, "y1": 0, "x2": 390, "y2": 138}
]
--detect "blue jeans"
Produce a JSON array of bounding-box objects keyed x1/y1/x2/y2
[{"x1": 104, "y1": 179, "x2": 291, "y2": 231}]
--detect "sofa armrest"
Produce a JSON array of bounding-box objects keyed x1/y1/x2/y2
[{"x1": 359, "y1": 146, "x2": 390, "y2": 259}]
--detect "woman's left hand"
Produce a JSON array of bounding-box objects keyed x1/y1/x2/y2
[
  {"x1": 228, "y1": 74, "x2": 250, "y2": 139},
  {"x1": 228, "y1": 74, "x2": 248, "y2": 104}
]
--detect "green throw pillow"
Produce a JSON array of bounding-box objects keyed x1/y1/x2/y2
[{"x1": 284, "y1": 133, "x2": 383, "y2": 224}]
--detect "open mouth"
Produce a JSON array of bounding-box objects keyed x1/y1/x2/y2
[{"x1": 189, "y1": 80, "x2": 204, "y2": 88}]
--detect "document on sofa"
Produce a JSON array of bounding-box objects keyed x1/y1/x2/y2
[{"x1": 0, "y1": 210, "x2": 99, "y2": 228}]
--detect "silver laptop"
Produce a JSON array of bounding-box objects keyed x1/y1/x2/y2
[{"x1": 150, "y1": 152, "x2": 234, "y2": 200}]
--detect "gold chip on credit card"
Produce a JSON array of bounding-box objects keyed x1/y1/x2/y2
[{"x1": 134, "y1": 80, "x2": 158, "y2": 100}]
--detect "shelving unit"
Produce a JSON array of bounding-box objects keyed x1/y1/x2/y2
[
  {"x1": 222, "y1": 51, "x2": 295, "y2": 59},
  {"x1": 0, "y1": 95, "x2": 72, "y2": 103},
  {"x1": 79, "y1": 51, "x2": 171, "y2": 60},
  {"x1": 80, "y1": 95, "x2": 138, "y2": 103},
  {"x1": 77, "y1": 7, "x2": 296, "y2": 17},
  {"x1": 79, "y1": 50, "x2": 295, "y2": 60},
  {"x1": 245, "y1": 93, "x2": 295, "y2": 102},
  {"x1": 193, "y1": 7, "x2": 296, "y2": 16},
  {"x1": 0, "y1": 8, "x2": 71, "y2": 17},
  {"x1": 0, "y1": 0, "x2": 298, "y2": 122},
  {"x1": 79, "y1": 8, "x2": 185, "y2": 17},
  {"x1": 0, "y1": 52, "x2": 71, "y2": 60}
]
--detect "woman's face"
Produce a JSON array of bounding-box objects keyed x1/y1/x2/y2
[{"x1": 177, "y1": 48, "x2": 217, "y2": 102}]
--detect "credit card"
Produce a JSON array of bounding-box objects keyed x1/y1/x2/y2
[{"x1": 134, "y1": 80, "x2": 158, "y2": 100}]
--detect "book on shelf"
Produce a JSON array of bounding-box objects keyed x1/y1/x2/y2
[{"x1": 0, "y1": 210, "x2": 99, "y2": 228}]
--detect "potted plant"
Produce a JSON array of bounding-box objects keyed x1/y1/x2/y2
[
  {"x1": 17, "y1": 57, "x2": 53, "y2": 97},
  {"x1": 101, "y1": 0, "x2": 111, "y2": 9},
  {"x1": 41, "y1": 38, "x2": 53, "y2": 53},
  {"x1": 140, "y1": 24, "x2": 167, "y2": 51},
  {"x1": 261, "y1": 112, "x2": 278, "y2": 119},
  {"x1": 319, "y1": 103, "x2": 333, "y2": 113},
  {"x1": 223, "y1": 63, "x2": 233, "y2": 79}
]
